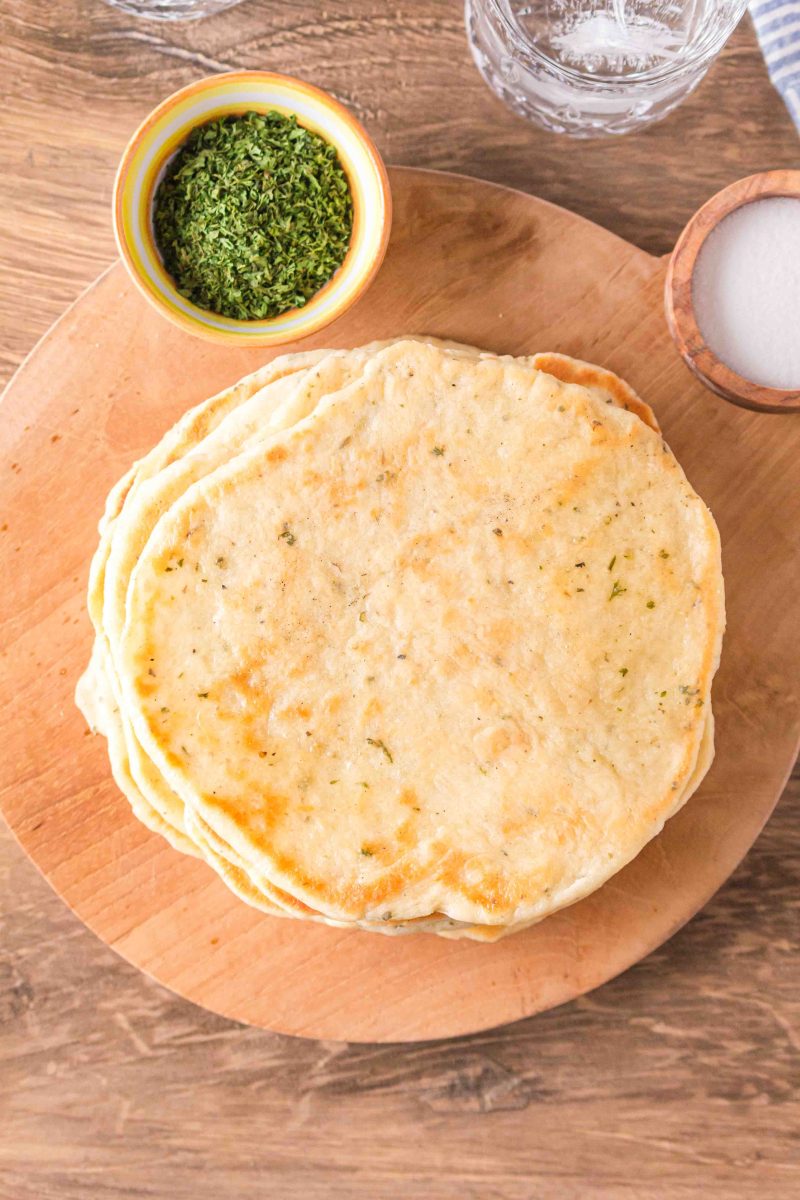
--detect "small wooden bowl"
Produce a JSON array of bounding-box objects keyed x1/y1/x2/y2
[{"x1": 665, "y1": 170, "x2": 800, "y2": 414}]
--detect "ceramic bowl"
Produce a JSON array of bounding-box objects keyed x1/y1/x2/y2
[{"x1": 113, "y1": 71, "x2": 392, "y2": 346}]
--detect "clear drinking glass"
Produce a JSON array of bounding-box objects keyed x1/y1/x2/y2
[
  {"x1": 465, "y1": 0, "x2": 748, "y2": 137},
  {"x1": 103, "y1": 0, "x2": 244, "y2": 19}
]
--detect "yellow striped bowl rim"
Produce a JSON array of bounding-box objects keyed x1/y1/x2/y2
[{"x1": 113, "y1": 72, "x2": 392, "y2": 346}]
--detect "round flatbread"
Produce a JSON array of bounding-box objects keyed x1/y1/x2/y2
[{"x1": 114, "y1": 339, "x2": 723, "y2": 929}]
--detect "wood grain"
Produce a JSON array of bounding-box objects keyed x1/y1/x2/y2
[
  {"x1": 2, "y1": 782, "x2": 799, "y2": 1200},
  {"x1": 1, "y1": 2, "x2": 799, "y2": 1195},
  {"x1": 2, "y1": 1, "x2": 799, "y2": 388}
]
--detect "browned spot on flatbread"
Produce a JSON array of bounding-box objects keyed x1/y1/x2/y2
[
  {"x1": 531, "y1": 352, "x2": 660, "y2": 434},
  {"x1": 398, "y1": 787, "x2": 420, "y2": 809}
]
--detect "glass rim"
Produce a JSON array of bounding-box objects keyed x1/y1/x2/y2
[{"x1": 479, "y1": 0, "x2": 749, "y2": 86}]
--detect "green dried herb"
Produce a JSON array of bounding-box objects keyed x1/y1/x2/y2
[
  {"x1": 153, "y1": 111, "x2": 353, "y2": 320},
  {"x1": 366, "y1": 737, "x2": 393, "y2": 763},
  {"x1": 609, "y1": 580, "x2": 626, "y2": 600}
]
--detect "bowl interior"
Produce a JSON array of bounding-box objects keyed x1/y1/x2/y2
[{"x1": 115, "y1": 73, "x2": 390, "y2": 345}]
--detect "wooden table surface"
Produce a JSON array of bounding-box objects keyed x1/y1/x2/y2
[{"x1": 1, "y1": 3, "x2": 798, "y2": 1197}]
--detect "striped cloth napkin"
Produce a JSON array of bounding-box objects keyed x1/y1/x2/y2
[{"x1": 750, "y1": 0, "x2": 800, "y2": 130}]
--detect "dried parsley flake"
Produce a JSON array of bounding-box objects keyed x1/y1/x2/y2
[
  {"x1": 153, "y1": 111, "x2": 353, "y2": 321},
  {"x1": 366, "y1": 737, "x2": 393, "y2": 763}
]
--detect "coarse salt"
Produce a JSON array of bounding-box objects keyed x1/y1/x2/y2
[{"x1": 692, "y1": 197, "x2": 800, "y2": 390}]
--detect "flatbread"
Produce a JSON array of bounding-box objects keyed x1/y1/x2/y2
[
  {"x1": 111, "y1": 339, "x2": 723, "y2": 930},
  {"x1": 83, "y1": 340, "x2": 658, "y2": 872}
]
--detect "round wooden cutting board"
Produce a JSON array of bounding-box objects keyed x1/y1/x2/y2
[{"x1": 1, "y1": 168, "x2": 798, "y2": 1043}]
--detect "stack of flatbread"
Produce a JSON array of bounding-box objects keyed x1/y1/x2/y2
[{"x1": 77, "y1": 338, "x2": 724, "y2": 940}]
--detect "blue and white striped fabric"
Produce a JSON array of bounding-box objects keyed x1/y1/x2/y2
[{"x1": 750, "y1": 0, "x2": 800, "y2": 131}]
